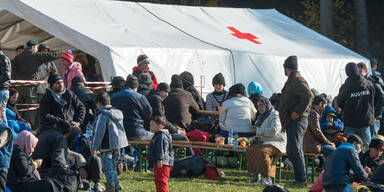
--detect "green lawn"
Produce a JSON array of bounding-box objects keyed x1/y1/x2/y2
[{"x1": 97, "y1": 168, "x2": 311, "y2": 192}]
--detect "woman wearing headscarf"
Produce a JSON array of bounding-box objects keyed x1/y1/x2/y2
[
  {"x1": 6, "y1": 88, "x2": 31, "y2": 134},
  {"x1": 219, "y1": 83, "x2": 256, "y2": 137},
  {"x1": 7, "y1": 131, "x2": 58, "y2": 192},
  {"x1": 245, "y1": 96, "x2": 286, "y2": 185}
]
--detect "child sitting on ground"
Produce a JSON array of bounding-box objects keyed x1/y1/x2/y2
[
  {"x1": 148, "y1": 116, "x2": 174, "y2": 192},
  {"x1": 320, "y1": 106, "x2": 346, "y2": 146},
  {"x1": 91, "y1": 92, "x2": 129, "y2": 192}
]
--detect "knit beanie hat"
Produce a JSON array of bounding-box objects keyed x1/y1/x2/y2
[
  {"x1": 369, "y1": 135, "x2": 384, "y2": 150},
  {"x1": 137, "y1": 54, "x2": 149, "y2": 66},
  {"x1": 61, "y1": 50, "x2": 74, "y2": 63},
  {"x1": 48, "y1": 73, "x2": 63, "y2": 88},
  {"x1": 345, "y1": 62, "x2": 359, "y2": 77},
  {"x1": 170, "y1": 74, "x2": 184, "y2": 89},
  {"x1": 283, "y1": 55, "x2": 298, "y2": 71},
  {"x1": 212, "y1": 73, "x2": 225, "y2": 86},
  {"x1": 157, "y1": 82, "x2": 170, "y2": 92},
  {"x1": 125, "y1": 74, "x2": 139, "y2": 89},
  {"x1": 248, "y1": 81, "x2": 263, "y2": 96}
]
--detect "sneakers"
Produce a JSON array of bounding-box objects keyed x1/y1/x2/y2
[
  {"x1": 259, "y1": 177, "x2": 273, "y2": 185},
  {"x1": 287, "y1": 180, "x2": 307, "y2": 187},
  {"x1": 93, "y1": 182, "x2": 105, "y2": 192},
  {"x1": 251, "y1": 173, "x2": 261, "y2": 183}
]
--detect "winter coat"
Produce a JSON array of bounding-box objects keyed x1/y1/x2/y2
[
  {"x1": 62, "y1": 62, "x2": 86, "y2": 89},
  {"x1": 7, "y1": 145, "x2": 38, "y2": 187},
  {"x1": 180, "y1": 72, "x2": 205, "y2": 110},
  {"x1": 0, "y1": 50, "x2": 11, "y2": 89},
  {"x1": 146, "y1": 91, "x2": 180, "y2": 134},
  {"x1": 36, "y1": 61, "x2": 58, "y2": 95},
  {"x1": 6, "y1": 109, "x2": 31, "y2": 135},
  {"x1": 205, "y1": 90, "x2": 228, "y2": 111},
  {"x1": 303, "y1": 106, "x2": 333, "y2": 154},
  {"x1": 12, "y1": 48, "x2": 62, "y2": 81},
  {"x1": 70, "y1": 82, "x2": 96, "y2": 132},
  {"x1": 163, "y1": 88, "x2": 199, "y2": 130},
  {"x1": 359, "y1": 150, "x2": 384, "y2": 173},
  {"x1": 219, "y1": 96, "x2": 257, "y2": 134},
  {"x1": 371, "y1": 163, "x2": 384, "y2": 185},
  {"x1": 323, "y1": 142, "x2": 368, "y2": 186},
  {"x1": 92, "y1": 105, "x2": 129, "y2": 151},
  {"x1": 132, "y1": 67, "x2": 158, "y2": 90},
  {"x1": 147, "y1": 129, "x2": 174, "y2": 166},
  {"x1": 39, "y1": 89, "x2": 85, "y2": 134},
  {"x1": 320, "y1": 106, "x2": 344, "y2": 132},
  {"x1": 279, "y1": 71, "x2": 314, "y2": 132},
  {"x1": 111, "y1": 87, "x2": 152, "y2": 140},
  {"x1": 0, "y1": 122, "x2": 14, "y2": 172},
  {"x1": 255, "y1": 110, "x2": 286, "y2": 153},
  {"x1": 337, "y1": 70, "x2": 375, "y2": 128},
  {"x1": 367, "y1": 75, "x2": 384, "y2": 119}
]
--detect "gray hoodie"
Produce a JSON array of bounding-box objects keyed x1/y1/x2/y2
[{"x1": 92, "y1": 105, "x2": 128, "y2": 151}]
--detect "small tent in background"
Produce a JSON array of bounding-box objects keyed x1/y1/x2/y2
[{"x1": 0, "y1": 0, "x2": 368, "y2": 97}]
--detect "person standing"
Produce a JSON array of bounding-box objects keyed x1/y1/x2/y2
[
  {"x1": 132, "y1": 54, "x2": 158, "y2": 90},
  {"x1": 337, "y1": 62, "x2": 375, "y2": 148},
  {"x1": 61, "y1": 50, "x2": 86, "y2": 89},
  {"x1": 0, "y1": 42, "x2": 11, "y2": 125},
  {"x1": 278, "y1": 55, "x2": 314, "y2": 186}
]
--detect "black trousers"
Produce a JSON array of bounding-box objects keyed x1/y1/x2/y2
[
  {"x1": 0, "y1": 171, "x2": 6, "y2": 192},
  {"x1": 86, "y1": 155, "x2": 103, "y2": 183},
  {"x1": 10, "y1": 179, "x2": 58, "y2": 192}
]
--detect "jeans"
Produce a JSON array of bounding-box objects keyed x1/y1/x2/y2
[
  {"x1": 344, "y1": 126, "x2": 371, "y2": 148},
  {"x1": 370, "y1": 120, "x2": 380, "y2": 137},
  {"x1": 101, "y1": 149, "x2": 120, "y2": 185},
  {"x1": 286, "y1": 116, "x2": 308, "y2": 182},
  {"x1": 0, "y1": 90, "x2": 9, "y2": 126}
]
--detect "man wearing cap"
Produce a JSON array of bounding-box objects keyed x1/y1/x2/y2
[
  {"x1": 278, "y1": 55, "x2": 314, "y2": 186},
  {"x1": 337, "y1": 62, "x2": 375, "y2": 148},
  {"x1": 359, "y1": 135, "x2": 384, "y2": 174},
  {"x1": 0, "y1": 42, "x2": 11, "y2": 126},
  {"x1": 12, "y1": 40, "x2": 63, "y2": 129},
  {"x1": 132, "y1": 54, "x2": 158, "y2": 90},
  {"x1": 61, "y1": 50, "x2": 86, "y2": 89},
  {"x1": 38, "y1": 73, "x2": 85, "y2": 135}
]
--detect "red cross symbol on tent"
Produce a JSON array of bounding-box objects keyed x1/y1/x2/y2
[{"x1": 227, "y1": 27, "x2": 262, "y2": 44}]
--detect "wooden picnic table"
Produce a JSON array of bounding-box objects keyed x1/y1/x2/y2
[{"x1": 197, "y1": 110, "x2": 220, "y2": 116}]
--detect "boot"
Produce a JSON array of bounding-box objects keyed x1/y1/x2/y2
[{"x1": 105, "y1": 184, "x2": 115, "y2": 192}]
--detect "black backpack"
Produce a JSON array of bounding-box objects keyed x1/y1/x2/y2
[{"x1": 171, "y1": 156, "x2": 207, "y2": 178}]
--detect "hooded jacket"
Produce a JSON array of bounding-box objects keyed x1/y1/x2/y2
[
  {"x1": 0, "y1": 50, "x2": 11, "y2": 89},
  {"x1": 320, "y1": 106, "x2": 344, "y2": 132},
  {"x1": 62, "y1": 62, "x2": 86, "y2": 89},
  {"x1": 132, "y1": 66, "x2": 158, "y2": 90},
  {"x1": 147, "y1": 129, "x2": 174, "y2": 166},
  {"x1": 180, "y1": 72, "x2": 205, "y2": 110},
  {"x1": 337, "y1": 63, "x2": 375, "y2": 128},
  {"x1": 366, "y1": 74, "x2": 384, "y2": 119},
  {"x1": 323, "y1": 142, "x2": 368, "y2": 186},
  {"x1": 92, "y1": 105, "x2": 129, "y2": 151},
  {"x1": 278, "y1": 71, "x2": 314, "y2": 132}
]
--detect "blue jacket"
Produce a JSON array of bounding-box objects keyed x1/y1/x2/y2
[
  {"x1": 323, "y1": 142, "x2": 368, "y2": 186},
  {"x1": 320, "y1": 106, "x2": 344, "y2": 133},
  {"x1": 0, "y1": 121, "x2": 14, "y2": 172},
  {"x1": 111, "y1": 87, "x2": 152, "y2": 140},
  {"x1": 147, "y1": 129, "x2": 174, "y2": 166}
]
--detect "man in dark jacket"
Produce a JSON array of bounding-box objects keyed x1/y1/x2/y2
[
  {"x1": 357, "y1": 62, "x2": 384, "y2": 137},
  {"x1": 323, "y1": 134, "x2": 369, "y2": 192},
  {"x1": 164, "y1": 75, "x2": 199, "y2": 131},
  {"x1": 359, "y1": 135, "x2": 384, "y2": 174},
  {"x1": 111, "y1": 74, "x2": 152, "y2": 140},
  {"x1": 38, "y1": 74, "x2": 85, "y2": 135},
  {"x1": 278, "y1": 56, "x2": 314, "y2": 186},
  {"x1": 12, "y1": 40, "x2": 63, "y2": 129},
  {"x1": 70, "y1": 76, "x2": 96, "y2": 133},
  {"x1": 0, "y1": 43, "x2": 11, "y2": 125},
  {"x1": 337, "y1": 62, "x2": 375, "y2": 148},
  {"x1": 370, "y1": 162, "x2": 384, "y2": 185},
  {"x1": 180, "y1": 71, "x2": 205, "y2": 110}
]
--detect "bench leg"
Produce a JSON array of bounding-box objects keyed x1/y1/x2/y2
[
  {"x1": 311, "y1": 157, "x2": 315, "y2": 183},
  {"x1": 239, "y1": 152, "x2": 244, "y2": 170},
  {"x1": 137, "y1": 145, "x2": 143, "y2": 172}
]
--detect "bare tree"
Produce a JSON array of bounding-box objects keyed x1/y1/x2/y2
[
  {"x1": 320, "y1": 0, "x2": 334, "y2": 39},
  {"x1": 354, "y1": 0, "x2": 370, "y2": 57}
]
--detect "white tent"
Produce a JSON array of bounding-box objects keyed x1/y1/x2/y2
[{"x1": 0, "y1": 0, "x2": 368, "y2": 97}]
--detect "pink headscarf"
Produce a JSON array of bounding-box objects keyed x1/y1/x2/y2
[{"x1": 14, "y1": 131, "x2": 38, "y2": 155}]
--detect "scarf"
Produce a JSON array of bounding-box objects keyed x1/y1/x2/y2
[{"x1": 255, "y1": 96, "x2": 273, "y2": 127}]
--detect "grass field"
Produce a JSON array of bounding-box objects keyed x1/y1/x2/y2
[{"x1": 95, "y1": 168, "x2": 311, "y2": 192}]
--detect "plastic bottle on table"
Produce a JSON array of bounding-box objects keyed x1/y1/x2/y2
[
  {"x1": 227, "y1": 128, "x2": 234, "y2": 145},
  {"x1": 233, "y1": 133, "x2": 239, "y2": 150}
]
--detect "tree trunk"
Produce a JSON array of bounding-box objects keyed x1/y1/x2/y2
[
  {"x1": 354, "y1": 0, "x2": 370, "y2": 57},
  {"x1": 320, "y1": 0, "x2": 334, "y2": 39}
]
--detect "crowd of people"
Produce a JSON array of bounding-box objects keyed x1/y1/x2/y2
[{"x1": 0, "y1": 40, "x2": 384, "y2": 192}]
